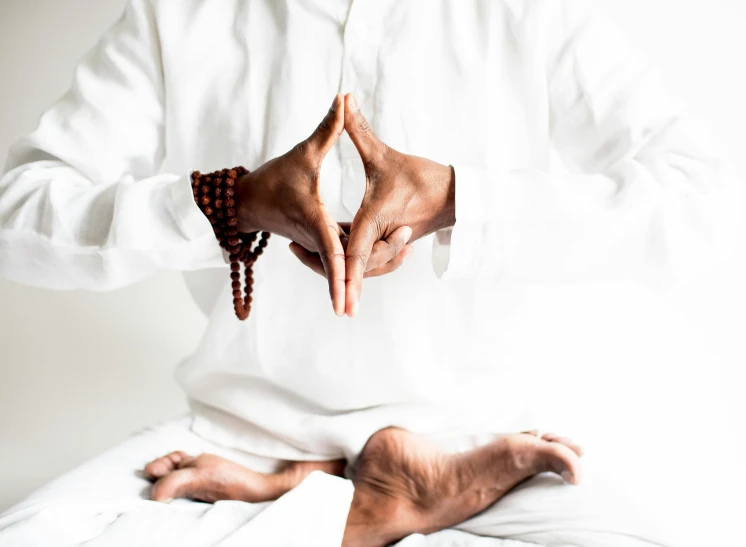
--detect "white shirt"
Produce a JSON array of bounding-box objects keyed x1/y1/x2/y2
[{"x1": 0, "y1": 0, "x2": 725, "y2": 460}]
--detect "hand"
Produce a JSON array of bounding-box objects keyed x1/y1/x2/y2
[
  {"x1": 289, "y1": 223, "x2": 414, "y2": 280},
  {"x1": 342, "y1": 93, "x2": 456, "y2": 317},
  {"x1": 235, "y1": 94, "x2": 412, "y2": 316}
]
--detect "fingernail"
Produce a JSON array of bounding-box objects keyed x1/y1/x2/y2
[
  {"x1": 350, "y1": 301, "x2": 359, "y2": 317},
  {"x1": 561, "y1": 471, "x2": 574, "y2": 484},
  {"x1": 162, "y1": 498, "x2": 173, "y2": 504},
  {"x1": 402, "y1": 226, "x2": 413, "y2": 243},
  {"x1": 330, "y1": 94, "x2": 339, "y2": 112},
  {"x1": 348, "y1": 94, "x2": 359, "y2": 112}
]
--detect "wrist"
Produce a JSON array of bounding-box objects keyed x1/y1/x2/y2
[
  {"x1": 234, "y1": 173, "x2": 262, "y2": 233},
  {"x1": 431, "y1": 164, "x2": 456, "y2": 232}
]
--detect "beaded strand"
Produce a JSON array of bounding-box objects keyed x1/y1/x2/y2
[{"x1": 191, "y1": 167, "x2": 270, "y2": 320}]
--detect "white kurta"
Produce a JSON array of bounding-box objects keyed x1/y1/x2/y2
[{"x1": 0, "y1": 0, "x2": 724, "y2": 462}]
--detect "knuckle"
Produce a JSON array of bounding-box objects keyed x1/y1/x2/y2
[
  {"x1": 358, "y1": 115, "x2": 372, "y2": 136},
  {"x1": 317, "y1": 116, "x2": 332, "y2": 135},
  {"x1": 354, "y1": 254, "x2": 369, "y2": 270},
  {"x1": 291, "y1": 141, "x2": 320, "y2": 172},
  {"x1": 345, "y1": 252, "x2": 369, "y2": 273},
  {"x1": 371, "y1": 210, "x2": 389, "y2": 234},
  {"x1": 317, "y1": 249, "x2": 342, "y2": 261}
]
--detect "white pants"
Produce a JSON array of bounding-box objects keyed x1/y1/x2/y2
[{"x1": 0, "y1": 416, "x2": 674, "y2": 547}]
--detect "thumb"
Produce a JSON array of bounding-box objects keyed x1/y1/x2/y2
[
  {"x1": 344, "y1": 93, "x2": 384, "y2": 161},
  {"x1": 303, "y1": 93, "x2": 345, "y2": 159}
]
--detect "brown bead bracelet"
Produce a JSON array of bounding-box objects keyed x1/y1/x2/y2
[{"x1": 191, "y1": 167, "x2": 270, "y2": 320}]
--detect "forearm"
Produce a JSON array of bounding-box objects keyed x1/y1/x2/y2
[
  {"x1": 434, "y1": 137, "x2": 724, "y2": 282},
  {"x1": 0, "y1": 159, "x2": 223, "y2": 290}
]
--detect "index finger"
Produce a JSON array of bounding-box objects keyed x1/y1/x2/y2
[
  {"x1": 314, "y1": 216, "x2": 346, "y2": 316},
  {"x1": 345, "y1": 213, "x2": 382, "y2": 317}
]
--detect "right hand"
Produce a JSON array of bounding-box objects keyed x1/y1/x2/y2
[{"x1": 234, "y1": 94, "x2": 412, "y2": 316}]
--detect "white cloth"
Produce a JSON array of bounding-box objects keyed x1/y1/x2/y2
[
  {"x1": 0, "y1": 417, "x2": 671, "y2": 547},
  {"x1": 0, "y1": 0, "x2": 728, "y2": 463}
]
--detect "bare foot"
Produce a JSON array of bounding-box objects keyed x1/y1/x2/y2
[
  {"x1": 143, "y1": 451, "x2": 345, "y2": 503},
  {"x1": 343, "y1": 428, "x2": 583, "y2": 547}
]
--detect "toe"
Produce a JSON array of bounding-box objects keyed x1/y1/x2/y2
[
  {"x1": 151, "y1": 468, "x2": 201, "y2": 502},
  {"x1": 541, "y1": 433, "x2": 584, "y2": 457},
  {"x1": 144, "y1": 457, "x2": 174, "y2": 480},
  {"x1": 167, "y1": 451, "x2": 192, "y2": 466},
  {"x1": 144, "y1": 451, "x2": 194, "y2": 480}
]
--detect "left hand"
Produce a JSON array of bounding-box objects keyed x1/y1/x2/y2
[{"x1": 341, "y1": 93, "x2": 456, "y2": 317}]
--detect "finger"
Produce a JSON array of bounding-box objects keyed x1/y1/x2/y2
[
  {"x1": 314, "y1": 216, "x2": 347, "y2": 316},
  {"x1": 345, "y1": 212, "x2": 383, "y2": 317},
  {"x1": 365, "y1": 226, "x2": 412, "y2": 272},
  {"x1": 292, "y1": 239, "x2": 413, "y2": 279},
  {"x1": 344, "y1": 93, "x2": 384, "y2": 162},
  {"x1": 365, "y1": 244, "x2": 413, "y2": 278},
  {"x1": 303, "y1": 93, "x2": 345, "y2": 159},
  {"x1": 289, "y1": 242, "x2": 327, "y2": 277}
]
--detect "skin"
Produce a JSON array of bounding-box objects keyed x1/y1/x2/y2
[
  {"x1": 156, "y1": 95, "x2": 579, "y2": 541},
  {"x1": 234, "y1": 93, "x2": 415, "y2": 316},
  {"x1": 237, "y1": 92, "x2": 455, "y2": 317},
  {"x1": 340, "y1": 93, "x2": 456, "y2": 317},
  {"x1": 144, "y1": 428, "x2": 582, "y2": 545}
]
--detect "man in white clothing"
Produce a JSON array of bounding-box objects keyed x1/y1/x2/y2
[{"x1": 0, "y1": 0, "x2": 721, "y2": 545}]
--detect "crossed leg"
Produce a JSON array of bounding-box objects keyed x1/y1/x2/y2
[{"x1": 144, "y1": 428, "x2": 582, "y2": 546}]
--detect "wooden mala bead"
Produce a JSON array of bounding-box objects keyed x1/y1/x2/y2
[{"x1": 191, "y1": 167, "x2": 270, "y2": 320}]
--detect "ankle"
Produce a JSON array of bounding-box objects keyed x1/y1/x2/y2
[{"x1": 271, "y1": 460, "x2": 347, "y2": 498}]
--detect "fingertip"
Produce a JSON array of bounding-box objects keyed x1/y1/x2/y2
[
  {"x1": 330, "y1": 93, "x2": 341, "y2": 112},
  {"x1": 345, "y1": 92, "x2": 359, "y2": 113},
  {"x1": 332, "y1": 93, "x2": 345, "y2": 129},
  {"x1": 345, "y1": 283, "x2": 358, "y2": 318}
]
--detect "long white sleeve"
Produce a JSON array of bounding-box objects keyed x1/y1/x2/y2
[
  {"x1": 434, "y1": 1, "x2": 727, "y2": 282},
  {"x1": 0, "y1": 0, "x2": 222, "y2": 291}
]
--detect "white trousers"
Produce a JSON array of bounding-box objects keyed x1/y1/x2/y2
[{"x1": 0, "y1": 417, "x2": 674, "y2": 547}]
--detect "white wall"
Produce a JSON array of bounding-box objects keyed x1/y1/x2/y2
[
  {"x1": 0, "y1": 0, "x2": 744, "y2": 531},
  {"x1": 0, "y1": 0, "x2": 205, "y2": 511}
]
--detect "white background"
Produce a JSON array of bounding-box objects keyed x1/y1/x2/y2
[{"x1": 1, "y1": 0, "x2": 744, "y2": 542}]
